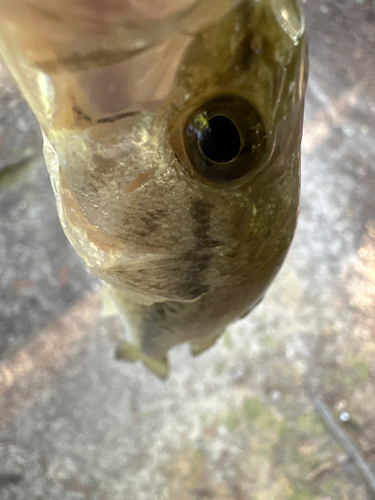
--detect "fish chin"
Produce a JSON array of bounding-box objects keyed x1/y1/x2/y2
[{"x1": 0, "y1": 0, "x2": 308, "y2": 376}]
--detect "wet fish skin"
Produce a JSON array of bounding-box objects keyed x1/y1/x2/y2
[{"x1": 0, "y1": 0, "x2": 307, "y2": 377}]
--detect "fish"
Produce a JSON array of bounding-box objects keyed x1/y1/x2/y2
[{"x1": 0, "y1": 0, "x2": 308, "y2": 377}]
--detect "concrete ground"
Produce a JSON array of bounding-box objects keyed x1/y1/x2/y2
[{"x1": 1, "y1": 0, "x2": 375, "y2": 498}]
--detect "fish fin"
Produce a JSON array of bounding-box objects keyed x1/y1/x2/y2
[
  {"x1": 100, "y1": 286, "x2": 119, "y2": 317},
  {"x1": 116, "y1": 340, "x2": 169, "y2": 379},
  {"x1": 190, "y1": 329, "x2": 223, "y2": 356}
]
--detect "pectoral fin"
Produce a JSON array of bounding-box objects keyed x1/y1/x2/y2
[{"x1": 116, "y1": 340, "x2": 170, "y2": 379}]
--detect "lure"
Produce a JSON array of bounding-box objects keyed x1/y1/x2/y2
[{"x1": 0, "y1": 0, "x2": 308, "y2": 377}]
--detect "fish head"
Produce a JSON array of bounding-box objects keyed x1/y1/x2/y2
[
  {"x1": 52, "y1": 0, "x2": 307, "y2": 312},
  {"x1": 0, "y1": 0, "x2": 308, "y2": 367}
]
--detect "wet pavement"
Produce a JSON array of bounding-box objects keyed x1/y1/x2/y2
[{"x1": 1, "y1": 0, "x2": 375, "y2": 498}]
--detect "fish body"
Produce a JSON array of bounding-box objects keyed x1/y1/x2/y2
[{"x1": 0, "y1": 0, "x2": 307, "y2": 377}]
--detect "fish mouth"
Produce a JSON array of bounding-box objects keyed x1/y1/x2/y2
[{"x1": 5, "y1": 0, "x2": 244, "y2": 73}]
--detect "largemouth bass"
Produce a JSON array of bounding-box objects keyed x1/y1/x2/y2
[{"x1": 0, "y1": 0, "x2": 307, "y2": 377}]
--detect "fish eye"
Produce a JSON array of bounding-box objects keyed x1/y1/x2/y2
[
  {"x1": 182, "y1": 95, "x2": 268, "y2": 183},
  {"x1": 198, "y1": 115, "x2": 241, "y2": 163}
]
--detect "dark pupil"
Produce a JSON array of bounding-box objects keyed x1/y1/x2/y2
[{"x1": 199, "y1": 115, "x2": 241, "y2": 163}]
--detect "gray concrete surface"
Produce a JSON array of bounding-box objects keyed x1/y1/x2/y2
[
  {"x1": 1, "y1": 0, "x2": 375, "y2": 498},
  {"x1": 0, "y1": 65, "x2": 42, "y2": 171}
]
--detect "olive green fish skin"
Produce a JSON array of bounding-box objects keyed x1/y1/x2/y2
[{"x1": 0, "y1": 0, "x2": 307, "y2": 377}]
